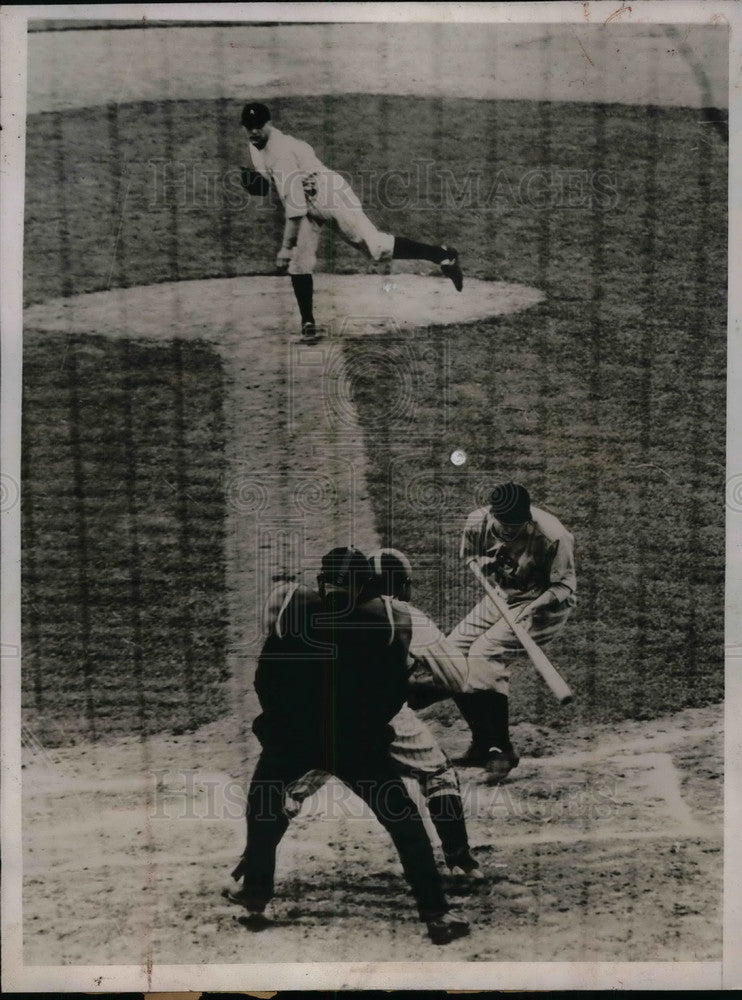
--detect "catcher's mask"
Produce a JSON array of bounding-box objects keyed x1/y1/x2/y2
[{"x1": 318, "y1": 546, "x2": 372, "y2": 593}]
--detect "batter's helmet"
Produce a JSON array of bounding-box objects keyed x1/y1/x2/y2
[
  {"x1": 320, "y1": 546, "x2": 372, "y2": 590},
  {"x1": 241, "y1": 102, "x2": 271, "y2": 128},
  {"x1": 368, "y1": 548, "x2": 412, "y2": 599},
  {"x1": 489, "y1": 482, "x2": 531, "y2": 523}
]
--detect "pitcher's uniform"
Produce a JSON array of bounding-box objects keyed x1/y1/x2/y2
[{"x1": 248, "y1": 127, "x2": 394, "y2": 274}]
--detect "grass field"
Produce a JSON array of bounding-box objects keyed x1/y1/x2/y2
[
  {"x1": 21, "y1": 331, "x2": 228, "y2": 744},
  {"x1": 22, "y1": 94, "x2": 726, "y2": 742}
]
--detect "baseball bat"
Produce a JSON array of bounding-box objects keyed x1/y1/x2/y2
[{"x1": 468, "y1": 558, "x2": 574, "y2": 705}]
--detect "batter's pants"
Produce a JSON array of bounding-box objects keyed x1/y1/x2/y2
[
  {"x1": 289, "y1": 170, "x2": 395, "y2": 274},
  {"x1": 448, "y1": 597, "x2": 573, "y2": 696},
  {"x1": 238, "y1": 744, "x2": 449, "y2": 921}
]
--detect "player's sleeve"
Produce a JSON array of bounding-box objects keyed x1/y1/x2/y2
[
  {"x1": 360, "y1": 601, "x2": 411, "y2": 726},
  {"x1": 546, "y1": 532, "x2": 577, "y2": 603},
  {"x1": 460, "y1": 509, "x2": 484, "y2": 561},
  {"x1": 273, "y1": 137, "x2": 310, "y2": 219},
  {"x1": 407, "y1": 604, "x2": 470, "y2": 693}
]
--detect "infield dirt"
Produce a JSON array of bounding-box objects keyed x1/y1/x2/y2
[{"x1": 22, "y1": 703, "x2": 722, "y2": 964}]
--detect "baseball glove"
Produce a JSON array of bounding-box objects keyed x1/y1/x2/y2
[{"x1": 241, "y1": 167, "x2": 271, "y2": 196}]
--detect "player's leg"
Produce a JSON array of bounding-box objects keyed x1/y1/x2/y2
[
  {"x1": 467, "y1": 602, "x2": 573, "y2": 697},
  {"x1": 320, "y1": 171, "x2": 463, "y2": 290},
  {"x1": 527, "y1": 602, "x2": 573, "y2": 647},
  {"x1": 287, "y1": 216, "x2": 322, "y2": 339},
  {"x1": 457, "y1": 604, "x2": 573, "y2": 777},
  {"x1": 388, "y1": 706, "x2": 481, "y2": 880},
  {"x1": 447, "y1": 593, "x2": 503, "y2": 654},
  {"x1": 426, "y1": 784, "x2": 483, "y2": 880},
  {"x1": 446, "y1": 595, "x2": 507, "y2": 763},
  {"x1": 226, "y1": 749, "x2": 305, "y2": 914},
  {"x1": 283, "y1": 767, "x2": 331, "y2": 818},
  {"x1": 338, "y1": 754, "x2": 469, "y2": 943},
  {"x1": 392, "y1": 238, "x2": 464, "y2": 291},
  {"x1": 451, "y1": 612, "x2": 518, "y2": 771}
]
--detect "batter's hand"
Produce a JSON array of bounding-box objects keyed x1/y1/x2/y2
[
  {"x1": 517, "y1": 611, "x2": 533, "y2": 632},
  {"x1": 515, "y1": 601, "x2": 537, "y2": 631},
  {"x1": 276, "y1": 246, "x2": 293, "y2": 271}
]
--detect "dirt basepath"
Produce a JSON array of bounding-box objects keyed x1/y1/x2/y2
[{"x1": 22, "y1": 703, "x2": 721, "y2": 965}]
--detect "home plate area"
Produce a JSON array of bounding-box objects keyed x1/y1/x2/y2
[{"x1": 21, "y1": 704, "x2": 721, "y2": 963}]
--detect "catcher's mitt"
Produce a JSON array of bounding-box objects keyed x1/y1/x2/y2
[{"x1": 241, "y1": 167, "x2": 271, "y2": 196}]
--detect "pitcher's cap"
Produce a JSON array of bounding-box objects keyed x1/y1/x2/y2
[{"x1": 241, "y1": 102, "x2": 271, "y2": 128}]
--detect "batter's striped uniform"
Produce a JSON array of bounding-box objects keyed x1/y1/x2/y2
[{"x1": 449, "y1": 505, "x2": 577, "y2": 695}]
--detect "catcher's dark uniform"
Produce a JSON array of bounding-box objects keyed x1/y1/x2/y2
[{"x1": 235, "y1": 582, "x2": 451, "y2": 921}]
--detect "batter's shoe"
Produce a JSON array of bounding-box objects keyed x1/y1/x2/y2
[
  {"x1": 485, "y1": 747, "x2": 520, "y2": 784},
  {"x1": 440, "y1": 247, "x2": 463, "y2": 291},
  {"x1": 426, "y1": 910, "x2": 471, "y2": 945},
  {"x1": 300, "y1": 321, "x2": 321, "y2": 343}
]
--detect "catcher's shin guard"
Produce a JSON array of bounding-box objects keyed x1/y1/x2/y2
[{"x1": 427, "y1": 793, "x2": 468, "y2": 856}]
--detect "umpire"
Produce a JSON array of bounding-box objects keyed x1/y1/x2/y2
[{"x1": 226, "y1": 546, "x2": 469, "y2": 945}]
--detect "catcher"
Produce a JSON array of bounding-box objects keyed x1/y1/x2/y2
[
  {"x1": 224, "y1": 547, "x2": 470, "y2": 945},
  {"x1": 282, "y1": 548, "x2": 483, "y2": 883}
]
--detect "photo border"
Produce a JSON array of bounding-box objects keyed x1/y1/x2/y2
[{"x1": 1, "y1": 1, "x2": 738, "y2": 990}]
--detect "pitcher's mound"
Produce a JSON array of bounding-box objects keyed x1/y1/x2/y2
[{"x1": 25, "y1": 273, "x2": 544, "y2": 341}]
